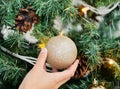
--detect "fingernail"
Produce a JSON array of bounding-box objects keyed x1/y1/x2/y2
[
  {"x1": 77, "y1": 59, "x2": 79, "y2": 62},
  {"x1": 41, "y1": 48, "x2": 47, "y2": 53}
]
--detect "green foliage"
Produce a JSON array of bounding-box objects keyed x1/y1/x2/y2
[
  {"x1": 60, "y1": 75, "x2": 92, "y2": 89},
  {"x1": 0, "y1": 31, "x2": 39, "y2": 57},
  {"x1": 98, "y1": 6, "x2": 120, "y2": 60},
  {"x1": 33, "y1": 23, "x2": 59, "y2": 39},
  {"x1": 0, "y1": 49, "x2": 29, "y2": 88},
  {"x1": 0, "y1": 0, "x2": 120, "y2": 89},
  {"x1": 0, "y1": 0, "x2": 24, "y2": 26},
  {"x1": 69, "y1": 29, "x2": 101, "y2": 68},
  {"x1": 33, "y1": 0, "x2": 78, "y2": 30},
  {"x1": 68, "y1": 21, "x2": 101, "y2": 68}
]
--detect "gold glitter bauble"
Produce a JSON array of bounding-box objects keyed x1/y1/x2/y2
[
  {"x1": 88, "y1": 79, "x2": 106, "y2": 89},
  {"x1": 46, "y1": 36, "x2": 77, "y2": 69}
]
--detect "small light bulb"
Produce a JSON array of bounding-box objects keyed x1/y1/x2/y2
[
  {"x1": 81, "y1": 7, "x2": 89, "y2": 13},
  {"x1": 108, "y1": 60, "x2": 114, "y2": 65}
]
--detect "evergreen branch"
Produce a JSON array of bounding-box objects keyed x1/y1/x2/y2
[
  {"x1": 0, "y1": 46, "x2": 52, "y2": 72},
  {"x1": 68, "y1": 28, "x2": 101, "y2": 68},
  {"x1": 60, "y1": 75, "x2": 92, "y2": 89},
  {"x1": 0, "y1": 0, "x2": 120, "y2": 88},
  {"x1": 0, "y1": 46, "x2": 36, "y2": 65},
  {"x1": 62, "y1": 6, "x2": 78, "y2": 22},
  {"x1": 0, "y1": 51, "x2": 27, "y2": 87},
  {"x1": 74, "y1": 0, "x2": 120, "y2": 15}
]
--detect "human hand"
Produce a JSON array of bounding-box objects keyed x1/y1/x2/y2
[{"x1": 19, "y1": 48, "x2": 79, "y2": 89}]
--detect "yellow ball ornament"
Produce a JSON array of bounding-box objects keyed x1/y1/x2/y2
[
  {"x1": 88, "y1": 79, "x2": 106, "y2": 89},
  {"x1": 46, "y1": 35, "x2": 77, "y2": 69}
]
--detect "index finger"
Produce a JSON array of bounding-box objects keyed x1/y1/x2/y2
[{"x1": 35, "y1": 48, "x2": 47, "y2": 68}]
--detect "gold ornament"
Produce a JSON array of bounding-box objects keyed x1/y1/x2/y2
[
  {"x1": 102, "y1": 58, "x2": 120, "y2": 79},
  {"x1": 46, "y1": 35, "x2": 77, "y2": 69},
  {"x1": 88, "y1": 79, "x2": 106, "y2": 89}
]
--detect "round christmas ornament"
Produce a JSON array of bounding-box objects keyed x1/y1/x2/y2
[
  {"x1": 46, "y1": 35, "x2": 77, "y2": 69},
  {"x1": 88, "y1": 79, "x2": 106, "y2": 89}
]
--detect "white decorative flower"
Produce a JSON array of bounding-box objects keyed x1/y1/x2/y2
[
  {"x1": 53, "y1": 16, "x2": 63, "y2": 31},
  {"x1": 1, "y1": 25, "x2": 38, "y2": 44},
  {"x1": 62, "y1": 23, "x2": 72, "y2": 34},
  {"x1": 53, "y1": 16, "x2": 83, "y2": 34},
  {"x1": 23, "y1": 25, "x2": 38, "y2": 44},
  {"x1": 1, "y1": 25, "x2": 15, "y2": 40},
  {"x1": 76, "y1": 24, "x2": 82, "y2": 31}
]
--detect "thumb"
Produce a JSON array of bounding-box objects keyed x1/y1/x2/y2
[{"x1": 35, "y1": 48, "x2": 47, "y2": 68}]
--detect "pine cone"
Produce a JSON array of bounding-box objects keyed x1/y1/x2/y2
[
  {"x1": 73, "y1": 55, "x2": 90, "y2": 78},
  {"x1": 15, "y1": 7, "x2": 38, "y2": 33}
]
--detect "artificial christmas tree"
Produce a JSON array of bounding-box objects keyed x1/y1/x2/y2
[{"x1": 0, "y1": 0, "x2": 120, "y2": 89}]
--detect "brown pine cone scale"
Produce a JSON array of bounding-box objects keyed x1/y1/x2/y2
[{"x1": 15, "y1": 7, "x2": 38, "y2": 33}]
